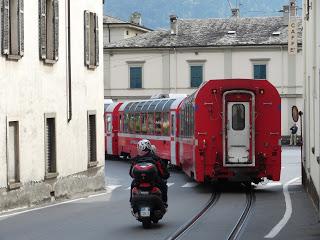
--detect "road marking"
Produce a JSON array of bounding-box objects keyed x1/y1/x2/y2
[
  {"x1": 182, "y1": 182, "x2": 198, "y2": 188},
  {"x1": 255, "y1": 182, "x2": 282, "y2": 190},
  {"x1": 0, "y1": 197, "x2": 86, "y2": 220},
  {"x1": 264, "y1": 177, "x2": 301, "y2": 238},
  {"x1": 106, "y1": 185, "x2": 122, "y2": 193},
  {"x1": 167, "y1": 183, "x2": 175, "y2": 187}
]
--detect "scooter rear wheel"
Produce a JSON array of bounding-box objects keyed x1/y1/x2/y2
[{"x1": 142, "y1": 219, "x2": 152, "y2": 229}]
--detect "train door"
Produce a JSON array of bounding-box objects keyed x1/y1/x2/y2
[
  {"x1": 106, "y1": 113, "x2": 113, "y2": 154},
  {"x1": 170, "y1": 112, "x2": 177, "y2": 165},
  {"x1": 223, "y1": 91, "x2": 255, "y2": 167}
]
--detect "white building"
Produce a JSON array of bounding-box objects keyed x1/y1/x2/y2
[
  {"x1": 0, "y1": 0, "x2": 104, "y2": 211},
  {"x1": 303, "y1": 0, "x2": 320, "y2": 213},
  {"x1": 103, "y1": 14, "x2": 152, "y2": 44},
  {"x1": 104, "y1": 13, "x2": 303, "y2": 136}
]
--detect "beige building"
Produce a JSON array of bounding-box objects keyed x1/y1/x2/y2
[
  {"x1": 104, "y1": 13, "x2": 303, "y2": 136},
  {"x1": 103, "y1": 13, "x2": 152, "y2": 44},
  {"x1": 0, "y1": 0, "x2": 105, "y2": 211},
  {"x1": 303, "y1": 0, "x2": 320, "y2": 213}
]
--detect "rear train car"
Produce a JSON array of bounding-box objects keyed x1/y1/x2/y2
[
  {"x1": 178, "y1": 79, "x2": 281, "y2": 183},
  {"x1": 115, "y1": 98, "x2": 184, "y2": 162}
]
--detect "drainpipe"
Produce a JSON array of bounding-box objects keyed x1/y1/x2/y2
[
  {"x1": 107, "y1": 23, "x2": 111, "y2": 43},
  {"x1": 174, "y1": 47, "x2": 178, "y2": 93},
  {"x1": 66, "y1": 0, "x2": 72, "y2": 121}
]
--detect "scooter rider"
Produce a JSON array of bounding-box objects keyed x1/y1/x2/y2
[{"x1": 129, "y1": 139, "x2": 170, "y2": 207}]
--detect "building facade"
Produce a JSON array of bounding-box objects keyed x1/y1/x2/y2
[
  {"x1": 0, "y1": 0, "x2": 105, "y2": 211},
  {"x1": 103, "y1": 14, "x2": 151, "y2": 44},
  {"x1": 303, "y1": 0, "x2": 320, "y2": 212},
  {"x1": 104, "y1": 15, "x2": 303, "y2": 136}
]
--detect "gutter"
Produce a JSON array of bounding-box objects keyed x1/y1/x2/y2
[{"x1": 67, "y1": 0, "x2": 72, "y2": 121}]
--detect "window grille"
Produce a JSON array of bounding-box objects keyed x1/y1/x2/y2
[
  {"x1": 45, "y1": 116, "x2": 57, "y2": 175},
  {"x1": 7, "y1": 121, "x2": 20, "y2": 185},
  {"x1": 1, "y1": 0, "x2": 24, "y2": 59},
  {"x1": 84, "y1": 11, "x2": 99, "y2": 68},
  {"x1": 88, "y1": 113, "x2": 97, "y2": 163},
  {"x1": 39, "y1": 0, "x2": 59, "y2": 63}
]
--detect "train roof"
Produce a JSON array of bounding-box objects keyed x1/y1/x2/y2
[{"x1": 119, "y1": 97, "x2": 185, "y2": 113}]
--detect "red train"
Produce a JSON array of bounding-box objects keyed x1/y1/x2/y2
[{"x1": 105, "y1": 79, "x2": 281, "y2": 184}]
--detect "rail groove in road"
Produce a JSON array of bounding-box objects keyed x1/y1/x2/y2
[
  {"x1": 165, "y1": 191, "x2": 221, "y2": 240},
  {"x1": 227, "y1": 189, "x2": 255, "y2": 240}
]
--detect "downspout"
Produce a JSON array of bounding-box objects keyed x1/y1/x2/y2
[
  {"x1": 108, "y1": 23, "x2": 111, "y2": 43},
  {"x1": 174, "y1": 47, "x2": 177, "y2": 93},
  {"x1": 67, "y1": 0, "x2": 72, "y2": 121}
]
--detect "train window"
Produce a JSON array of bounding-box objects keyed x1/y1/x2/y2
[
  {"x1": 135, "y1": 113, "x2": 141, "y2": 133},
  {"x1": 141, "y1": 113, "x2": 147, "y2": 134},
  {"x1": 171, "y1": 114, "x2": 175, "y2": 136},
  {"x1": 180, "y1": 107, "x2": 185, "y2": 137},
  {"x1": 232, "y1": 104, "x2": 245, "y2": 131},
  {"x1": 107, "y1": 115, "x2": 112, "y2": 132},
  {"x1": 163, "y1": 112, "x2": 170, "y2": 136},
  {"x1": 124, "y1": 114, "x2": 129, "y2": 133},
  {"x1": 119, "y1": 114, "x2": 123, "y2": 132},
  {"x1": 129, "y1": 114, "x2": 135, "y2": 133},
  {"x1": 155, "y1": 112, "x2": 162, "y2": 135},
  {"x1": 147, "y1": 113, "x2": 154, "y2": 134}
]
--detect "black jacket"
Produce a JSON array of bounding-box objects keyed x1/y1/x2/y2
[
  {"x1": 129, "y1": 151, "x2": 170, "y2": 180},
  {"x1": 290, "y1": 125, "x2": 298, "y2": 134}
]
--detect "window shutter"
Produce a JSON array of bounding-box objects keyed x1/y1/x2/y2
[
  {"x1": 2, "y1": 0, "x2": 10, "y2": 55},
  {"x1": 53, "y1": 0, "x2": 59, "y2": 61},
  {"x1": 39, "y1": 0, "x2": 47, "y2": 60},
  {"x1": 84, "y1": 11, "x2": 90, "y2": 66},
  {"x1": 18, "y1": 0, "x2": 24, "y2": 56},
  {"x1": 94, "y1": 14, "x2": 99, "y2": 66}
]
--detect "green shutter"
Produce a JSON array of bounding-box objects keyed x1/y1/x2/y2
[
  {"x1": 130, "y1": 67, "x2": 142, "y2": 88},
  {"x1": 191, "y1": 66, "x2": 203, "y2": 88},
  {"x1": 254, "y1": 64, "x2": 266, "y2": 79}
]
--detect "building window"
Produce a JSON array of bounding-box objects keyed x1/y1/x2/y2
[
  {"x1": 253, "y1": 64, "x2": 267, "y2": 79},
  {"x1": 130, "y1": 66, "x2": 143, "y2": 88},
  {"x1": 126, "y1": 30, "x2": 129, "y2": 35},
  {"x1": 45, "y1": 114, "x2": 58, "y2": 179},
  {"x1": 84, "y1": 11, "x2": 99, "y2": 68},
  {"x1": 190, "y1": 65, "x2": 203, "y2": 88},
  {"x1": 88, "y1": 111, "x2": 97, "y2": 167},
  {"x1": 39, "y1": 0, "x2": 59, "y2": 63},
  {"x1": 1, "y1": 0, "x2": 24, "y2": 59},
  {"x1": 7, "y1": 121, "x2": 20, "y2": 189}
]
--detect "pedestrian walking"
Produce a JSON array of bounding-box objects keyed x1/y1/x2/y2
[{"x1": 290, "y1": 123, "x2": 298, "y2": 146}]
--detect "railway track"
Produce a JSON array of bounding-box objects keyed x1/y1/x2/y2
[
  {"x1": 166, "y1": 191, "x2": 221, "y2": 240},
  {"x1": 227, "y1": 190, "x2": 255, "y2": 240},
  {"x1": 165, "y1": 187, "x2": 255, "y2": 240}
]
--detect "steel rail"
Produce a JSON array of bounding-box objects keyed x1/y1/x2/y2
[
  {"x1": 165, "y1": 191, "x2": 221, "y2": 240},
  {"x1": 227, "y1": 190, "x2": 255, "y2": 240}
]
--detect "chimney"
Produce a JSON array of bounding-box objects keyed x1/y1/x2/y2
[
  {"x1": 231, "y1": 8, "x2": 240, "y2": 18},
  {"x1": 282, "y1": 5, "x2": 289, "y2": 26},
  {"x1": 130, "y1": 12, "x2": 142, "y2": 25},
  {"x1": 170, "y1": 15, "x2": 178, "y2": 35}
]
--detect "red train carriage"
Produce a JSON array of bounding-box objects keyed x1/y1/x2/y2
[
  {"x1": 105, "y1": 102, "x2": 123, "y2": 158},
  {"x1": 116, "y1": 98, "x2": 184, "y2": 162},
  {"x1": 178, "y1": 79, "x2": 281, "y2": 183}
]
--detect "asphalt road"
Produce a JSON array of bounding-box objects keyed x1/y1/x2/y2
[{"x1": 0, "y1": 147, "x2": 319, "y2": 240}]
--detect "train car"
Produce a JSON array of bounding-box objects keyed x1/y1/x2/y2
[
  {"x1": 178, "y1": 79, "x2": 281, "y2": 184},
  {"x1": 116, "y1": 98, "x2": 184, "y2": 162},
  {"x1": 105, "y1": 102, "x2": 123, "y2": 158}
]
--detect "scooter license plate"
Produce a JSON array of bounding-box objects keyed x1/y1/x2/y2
[
  {"x1": 140, "y1": 207, "x2": 150, "y2": 217},
  {"x1": 140, "y1": 191, "x2": 149, "y2": 195}
]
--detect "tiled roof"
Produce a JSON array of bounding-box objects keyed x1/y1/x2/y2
[
  {"x1": 105, "y1": 16, "x2": 302, "y2": 49},
  {"x1": 103, "y1": 15, "x2": 127, "y2": 24}
]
